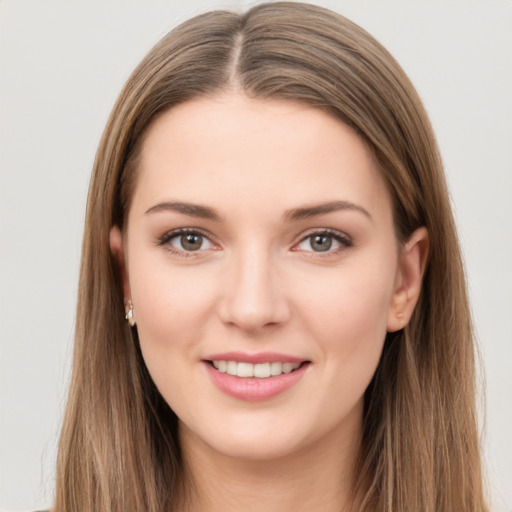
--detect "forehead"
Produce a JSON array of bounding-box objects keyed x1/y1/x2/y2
[{"x1": 131, "y1": 94, "x2": 392, "y2": 222}]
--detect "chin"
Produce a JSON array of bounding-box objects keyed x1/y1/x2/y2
[
  {"x1": 209, "y1": 436, "x2": 303, "y2": 462},
  {"x1": 180, "y1": 416, "x2": 313, "y2": 462}
]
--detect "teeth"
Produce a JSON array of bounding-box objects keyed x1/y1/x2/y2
[
  {"x1": 254, "y1": 363, "x2": 270, "y2": 378},
  {"x1": 282, "y1": 362, "x2": 294, "y2": 373},
  {"x1": 237, "y1": 362, "x2": 254, "y2": 377},
  {"x1": 270, "y1": 362, "x2": 282, "y2": 376},
  {"x1": 227, "y1": 361, "x2": 238, "y2": 375},
  {"x1": 212, "y1": 360, "x2": 301, "y2": 378}
]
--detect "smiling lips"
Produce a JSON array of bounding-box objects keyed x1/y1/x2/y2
[{"x1": 204, "y1": 353, "x2": 310, "y2": 400}]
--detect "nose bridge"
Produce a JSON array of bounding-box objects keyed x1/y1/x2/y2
[{"x1": 219, "y1": 241, "x2": 289, "y2": 331}]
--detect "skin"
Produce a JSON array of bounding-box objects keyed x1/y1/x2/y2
[{"x1": 110, "y1": 94, "x2": 428, "y2": 511}]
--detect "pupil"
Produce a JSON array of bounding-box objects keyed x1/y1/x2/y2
[
  {"x1": 312, "y1": 234, "x2": 332, "y2": 252},
  {"x1": 181, "y1": 233, "x2": 202, "y2": 251}
]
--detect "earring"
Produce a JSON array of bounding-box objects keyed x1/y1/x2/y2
[{"x1": 125, "y1": 300, "x2": 136, "y2": 327}]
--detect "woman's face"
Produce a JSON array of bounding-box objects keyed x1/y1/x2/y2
[{"x1": 112, "y1": 94, "x2": 422, "y2": 461}]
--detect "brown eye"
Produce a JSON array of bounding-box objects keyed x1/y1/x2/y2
[
  {"x1": 180, "y1": 233, "x2": 203, "y2": 251},
  {"x1": 310, "y1": 234, "x2": 332, "y2": 252},
  {"x1": 163, "y1": 230, "x2": 215, "y2": 253},
  {"x1": 295, "y1": 230, "x2": 351, "y2": 254}
]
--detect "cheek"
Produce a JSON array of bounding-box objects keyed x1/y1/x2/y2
[
  {"x1": 130, "y1": 266, "x2": 218, "y2": 414},
  {"x1": 297, "y1": 256, "x2": 396, "y2": 379},
  {"x1": 128, "y1": 258, "x2": 218, "y2": 370},
  {"x1": 302, "y1": 259, "x2": 394, "y2": 335}
]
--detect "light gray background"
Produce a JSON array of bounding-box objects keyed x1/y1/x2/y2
[{"x1": 1, "y1": 1, "x2": 510, "y2": 510}]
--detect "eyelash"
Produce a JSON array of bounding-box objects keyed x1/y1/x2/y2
[
  {"x1": 157, "y1": 228, "x2": 352, "y2": 257},
  {"x1": 157, "y1": 228, "x2": 217, "y2": 258},
  {"x1": 294, "y1": 229, "x2": 353, "y2": 256}
]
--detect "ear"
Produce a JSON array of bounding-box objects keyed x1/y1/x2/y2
[
  {"x1": 387, "y1": 227, "x2": 429, "y2": 332},
  {"x1": 109, "y1": 225, "x2": 131, "y2": 299}
]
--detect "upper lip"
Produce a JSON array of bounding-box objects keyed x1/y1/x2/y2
[{"x1": 204, "y1": 352, "x2": 308, "y2": 364}]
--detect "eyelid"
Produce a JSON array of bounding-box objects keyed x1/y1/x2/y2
[
  {"x1": 292, "y1": 228, "x2": 353, "y2": 253},
  {"x1": 157, "y1": 227, "x2": 220, "y2": 255},
  {"x1": 156, "y1": 227, "x2": 352, "y2": 256}
]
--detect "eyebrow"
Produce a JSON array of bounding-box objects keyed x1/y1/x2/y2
[
  {"x1": 144, "y1": 199, "x2": 371, "y2": 222},
  {"x1": 145, "y1": 201, "x2": 222, "y2": 221},
  {"x1": 284, "y1": 200, "x2": 372, "y2": 222}
]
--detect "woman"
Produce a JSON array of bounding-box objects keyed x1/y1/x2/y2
[{"x1": 53, "y1": 2, "x2": 488, "y2": 511}]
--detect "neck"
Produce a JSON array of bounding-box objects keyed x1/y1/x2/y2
[{"x1": 175, "y1": 416, "x2": 362, "y2": 512}]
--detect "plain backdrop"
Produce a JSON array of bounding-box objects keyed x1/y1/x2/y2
[{"x1": 1, "y1": 1, "x2": 511, "y2": 510}]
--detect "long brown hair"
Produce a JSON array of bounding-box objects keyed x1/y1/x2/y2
[{"x1": 54, "y1": 3, "x2": 488, "y2": 511}]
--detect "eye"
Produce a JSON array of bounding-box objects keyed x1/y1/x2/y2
[
  {"x1": 159, "y1": 229, "x2": 216, "y2": 254},
  {"x1": 295, "y1": 230, "x2": 351, "y2": 253}
]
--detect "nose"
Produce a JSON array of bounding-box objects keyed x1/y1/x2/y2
[{"x1": 218, "y1": 245, "x2": 290, "y2": 332}]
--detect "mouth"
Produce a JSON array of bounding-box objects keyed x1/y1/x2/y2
[
  {"x1": 208, "y1": 360, "x2": 308, "y2": 379},
  {"x1": 203, "y1": 352, "x2": 311, "y2": 400}
]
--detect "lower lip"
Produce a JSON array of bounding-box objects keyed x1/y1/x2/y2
[{"x1": 204, "y1": 362, "x2": 309, "y2": 401}]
